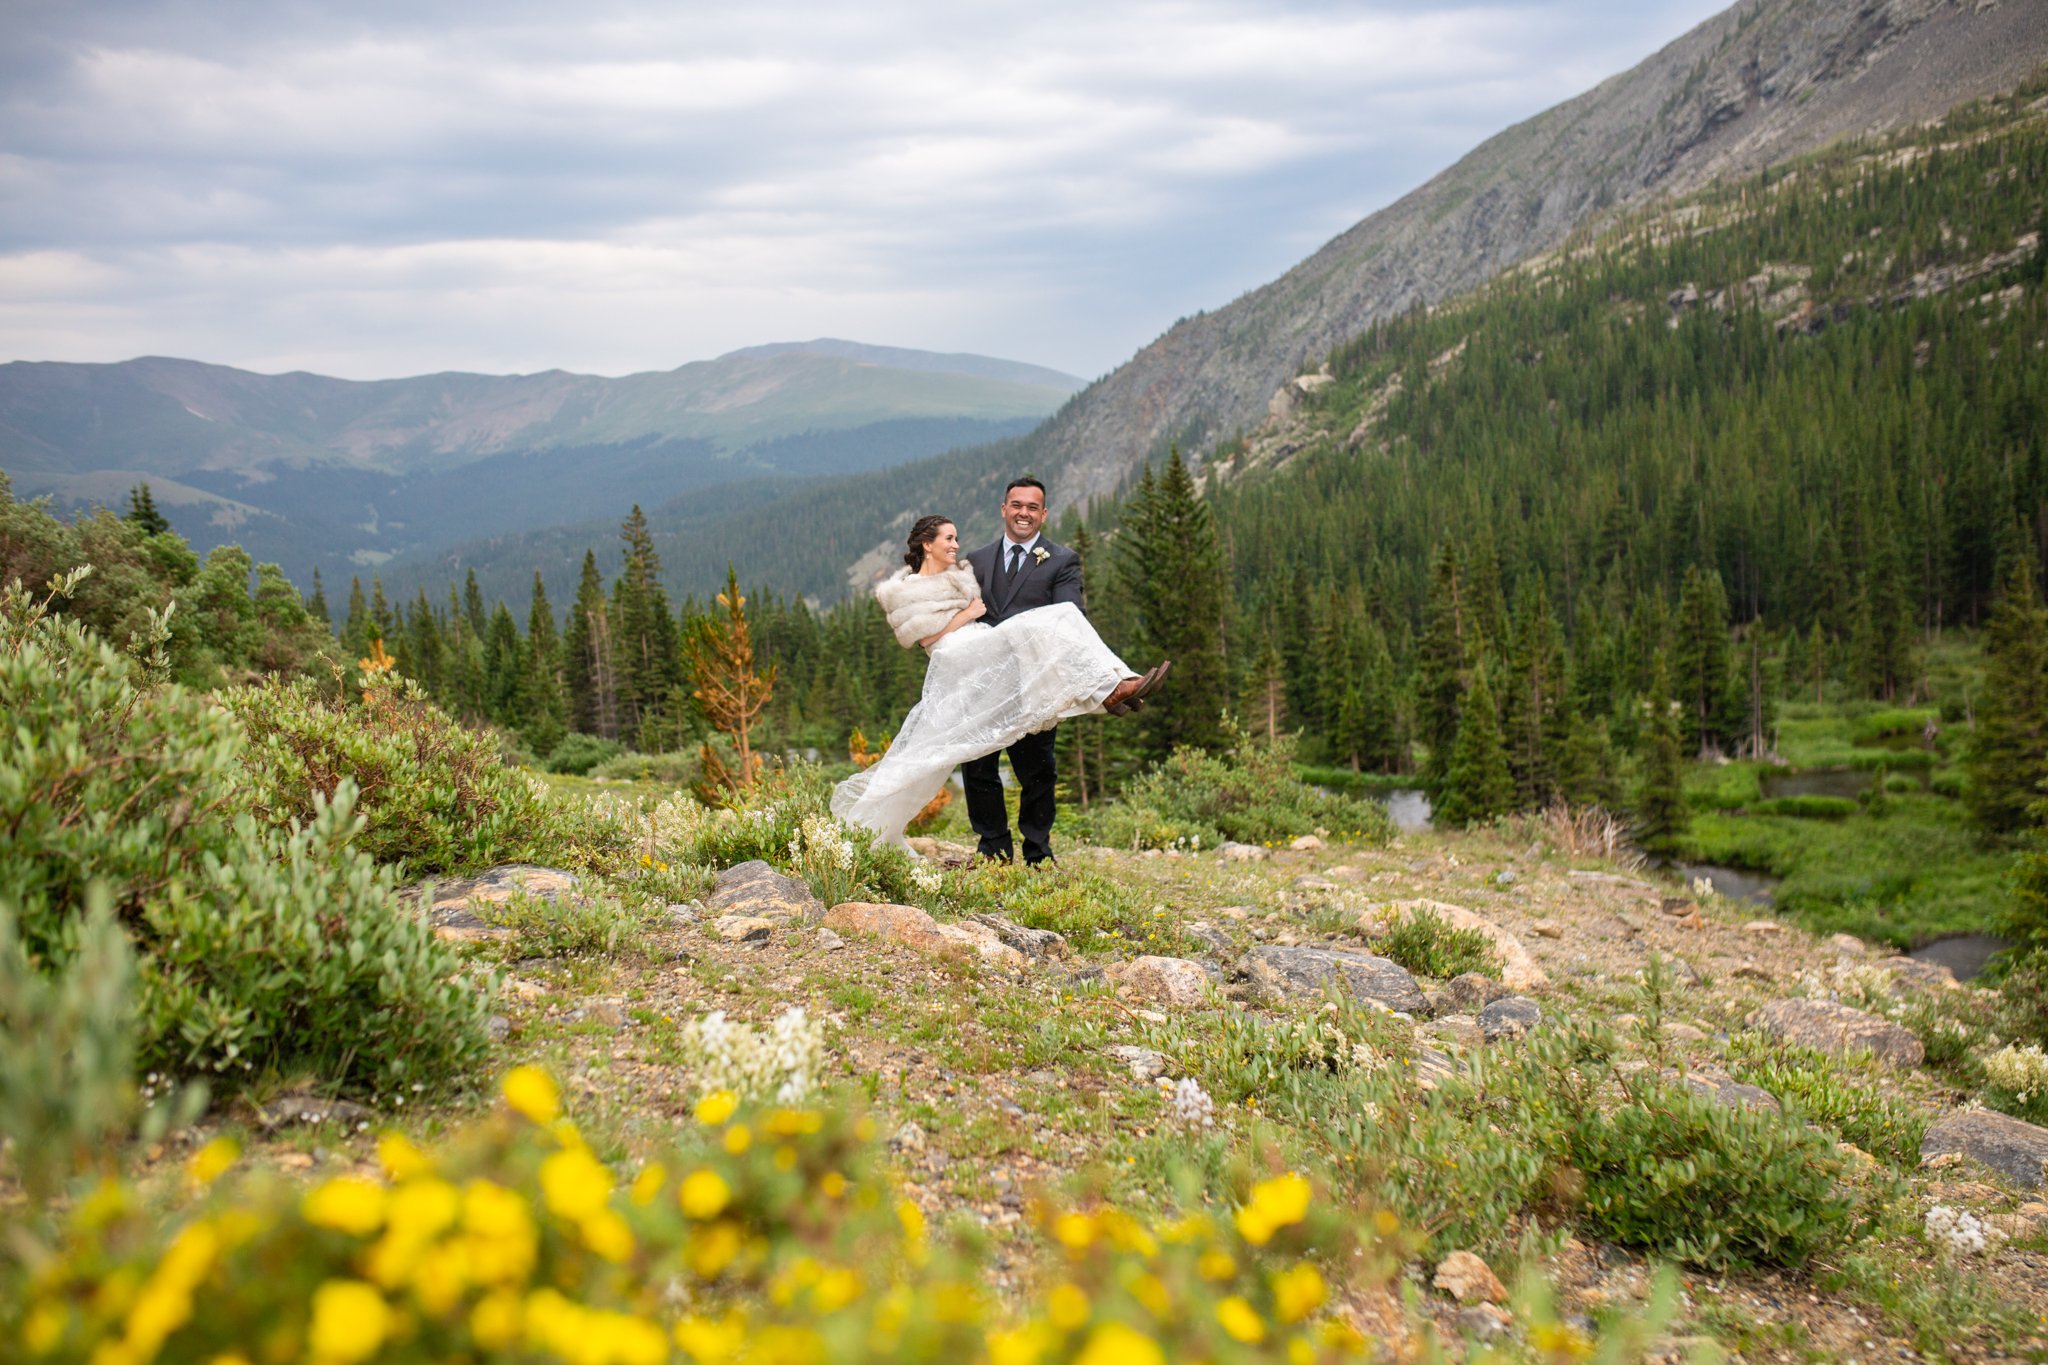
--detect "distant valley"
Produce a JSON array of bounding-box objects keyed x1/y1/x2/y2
[{"x1": 0, "y1": 341, "x2": 1081, "y2": 597}]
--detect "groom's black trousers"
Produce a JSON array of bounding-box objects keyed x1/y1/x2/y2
[{"x1": 962, "y1": 727, "x2": 1058, "y2": 865}]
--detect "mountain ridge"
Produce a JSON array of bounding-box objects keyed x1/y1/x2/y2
[{"x1": 1033, "y1": 0, "x2": 2048, "y2": 508}]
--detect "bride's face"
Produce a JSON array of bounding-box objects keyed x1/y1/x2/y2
[{"x1": 926, "y1": 522, "x2": 959, "y2": 569}]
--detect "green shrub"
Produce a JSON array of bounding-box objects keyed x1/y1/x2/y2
[
  {"x1": 0, "y1": 576, "x2": 492, "y2": 1100},
  {"x1": 1509, "y1": 1026, "x2": 1862, "y2": 1269},
  {"x1": 1374, "y1": 907, "x2": 1501, "y2": 979},
  {"x1": 140, "y1": 786, "x2": 495, "y2": 1096},
  {"x1": 472, "y1": 884, "x2": 659, "y2": 960},
  {"x1": 222, "y1": 673, "x2": 617, "y2": 875},
  {"x1": 1995, "y1": 950, "x2": 2048, "y2": 1045},
  {"x1": 1930, "y1": 768, "x2": 1966, "y2": 799},
  {"x1": 543, "y1": 732, "x2": 624, "y2": 775},
  {"x1": 0, "y1": 894, "x2": 203, "y2": 1203},
  {"x1": 1087, "y1": 724, "x2": 1393, "y2": 850},
  {"x1": 588, "y1": 748, "x2": 698, "y2": 785},
  {"x1": 1724, "y1": 1035, "x2": 1929, "y2": 1167},
  {"x1": 1849, "y1": 709, "x2": 1938, "y2": 745},
  {"x1": 1564, "y1": 1075, "x2": 1858, "y2": 1267},
  {"x1": 1751, "y1": 795, "x2": 1860, "y2": 819}
]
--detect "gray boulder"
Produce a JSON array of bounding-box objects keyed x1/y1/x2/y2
[
  {"x1": 968, "y1": 913, "x2": 1071, "y2": 961},
  {"x1": 1436, "y1": 972, "x2": 1512, "y2": 1015},
  {"x1": 420, "y1": 864, "x2": 581, "y2": 944},
  {"x1": 1477, "y1": 996, "x2": 1543, "y2": 1042},
  {"x1": 707, "y1": 860, "x2": 825, "y2": 924},
  {"x1": 1751, "y1": 998, "x2": 1924, "y2": 1069},
  {"x1": 1922, "y1": 1110, "x2": 2048, "y2": 1189},
  {"x1": 1237, "y1": 945, "x2": 1430, "y2": 1016}
]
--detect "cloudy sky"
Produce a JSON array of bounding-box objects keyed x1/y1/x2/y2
[{"x1": 1, "y1": 0, "x2": 1729, "y2": 382}]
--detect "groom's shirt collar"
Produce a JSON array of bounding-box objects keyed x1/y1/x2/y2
[{"x1": 1000, "y1": 532, "x2": 1042, "y2": 558}]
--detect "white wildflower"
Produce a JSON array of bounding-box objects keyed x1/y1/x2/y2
[
  {"x1": 910, "y1": 865, "x2": 943, "y2": 896},
  {"x1": 1984, "y1": 1043, "x2": 2048, "y2": 1105},
  {"x1": 1924, "y1": 1204, "x2": 1991, "y2": 1257},
  {"x1": 1157, "y1": 1076, "x2": 1216, "y2": 1130},
  {"x1": 682, "y1": 1005, "x2": 827, "y2": 1104}
]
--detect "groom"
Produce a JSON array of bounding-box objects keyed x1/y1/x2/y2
[{"x1": 962, "y1": 477, "x2": 1084, "y2": 866}]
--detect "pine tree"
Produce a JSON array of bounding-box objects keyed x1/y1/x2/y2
[
  {"x1": 1633, "y1": 651, "x2": 1688, "y2": 852},
  {"x1": 1416, "y1": 544, "x2": 1467, "y2": 784},
  {"x1": 1967, "y1": 559, "x2": 2048, "y2": 836},
  {"x1": 1245, "y1": 633, "x2": 1288, "y2": 740},
  {"x1": 306, "y1": 568, "x2": 331, "y2": 629},
  {"x1": 125, "y1": 483, "x2": 171, "y2": 537},
  {"x1": 612, "y1": 505, "x2": 681, "y2": 746},
  {"x1": 522, "y1": 572, "x2": 568, "y2": 759},
  {"x1": 342, "y1": 576, "x2": 371, "y2": 659},
  {"x1": 1672, "y1": 564, "x2": 1734, "y2": 756},
  {"x1": 1115, "y1": 448, "x2": 1229, "y2": 757},
  {"x1": 1434, "y1": 639, "x2": 1514, "y2": 826},
  {"x1": 463, "y1": 569, "x2": 487, "y2": 640},
  {"x1": 1500, "y1": 580, "x2": 1565, "y2": 807},
  {"x1": 483, "y1": 602, "x2": 525, "y2": 726},
  {"x1": 686, "y1": 565, "x2": 775, "y2": 797},
  {"x1": 562, "y1": 550, "x2": 617, "y2": 740}
]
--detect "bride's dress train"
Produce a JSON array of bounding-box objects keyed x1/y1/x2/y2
[{"x1": 830, "y1": 602, "x2": 1132, "y2": 847}]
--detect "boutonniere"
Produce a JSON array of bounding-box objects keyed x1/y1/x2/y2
[{"x1": 1031, "y1": 547, "x2": 1050, "y2": 564}]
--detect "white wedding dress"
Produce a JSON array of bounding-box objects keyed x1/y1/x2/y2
[{"x1": 830, "y1": 603, "x2": 1134, "y2": 848}]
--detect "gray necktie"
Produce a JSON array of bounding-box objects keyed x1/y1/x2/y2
[{"x1": 1007, "y1": 544, "x2": 1024, "y2": 580}]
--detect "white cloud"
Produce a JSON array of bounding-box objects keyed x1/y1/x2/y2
[{"x1": 0, "y1": 0, "x2": 1731, "y2": 380}]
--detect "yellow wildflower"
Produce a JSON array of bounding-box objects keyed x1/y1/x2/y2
[
  {"x1": 1130, "y1": 1271, "x2": 1172, "y2": 1318},
  {"x1": 1372, "y1": 1208, "x2": 1401, "y2": 1237},
  {"x1": 819, "y1": 1171, "x2": 848, "y2": 1199},
  {"x1": 1217, "y1": 1296, "x2": 1267, "y2": 1344},
  {"x1": 411, "y1": 1240, "x2": 472, "y2": 1317},
  {"x1": 581, "y1": 1209, "x2": 636, "y2": 1263},
  {"x1": 501, "y1": 1066, "x2": 561, "y2": 1125},
  {"x1": 25, "y1": 1302, "x2": 66, "y2": 1354},
  {"x1": 1235, "y1": 1172, "x2": 1312, "y2": 1246},
  {"x1": 1053, "y1": 1210, "x2": 1098, "y2": 1252},
  {"x1": 1272, "y1": 1263, "x2": 1327, "y2": 1323},
  {"x1": 688, "y1": 1221, "x2": 744, "y2": 1279},
  {"x1": 1074, "y1": 1321, "x2": 1165, "y2": 1365},
  {"x1": 1046, "y1": 1282, "x2": 1090, "y2": 1331},
  {"x1": 1197, "y1": 1248, "x2": 1237, "y2": 1281},
  {"x1": 811, "y1": 1268, "x2": 860, "y2": 1313},
  {"x1": 307, "y1": 1280, "x2": 390, "y2": 1365},
  {"x1": 1289, "y1": 1337, "x2": 1317, "y2": 1365},
  {"x1": 675, "y1": 1312, "x2": 747, "y2": 1363},
  {"x1": 188, "y1": 1136, "x2": 239, "y2": 1187},
  {"x1": 985, "y1": 1326, "x2": 1046, "y2": 1365},
  {"x1": 471, "y1": 1289, "x2": 523, "y2": 1350},
  {"x1": 1531, "y1": 1321, "x2": 1596, "y2": 1359},
  {"x1": 695, "y1": 1090, "x2": 739, "y2": 1125},
  {"x1": 376, "y1": 1132, "x2": 432, "y2": 1180},
  {"x1": 461, "y1": 1179, "x2": 538, "y2": 1284},
  {"x1": 723, "y1": 1124, "x2": 752, "y2": 1155},
  {"x1": 680, "y1": 1169, "x2": 733, "y2": 1220},
  {"x1": 539, "y1": 1147, "x2": 613, "y2": 1222},
  {"x1": 629, "y1": 1163, "x2": 667, "y2": 1206}
]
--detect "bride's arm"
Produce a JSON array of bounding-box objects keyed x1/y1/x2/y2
[{"x1": 918, "y1": 575, "x2": 986, "y2": 648}]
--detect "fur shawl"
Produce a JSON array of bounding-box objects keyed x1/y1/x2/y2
[{"x1": 873, "y1": 564, "x2": 981, "y2": 648}]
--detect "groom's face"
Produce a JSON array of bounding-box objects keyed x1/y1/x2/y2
[{"x1": 1001, "y1": 487, "x2": 1046, "y2": 543}]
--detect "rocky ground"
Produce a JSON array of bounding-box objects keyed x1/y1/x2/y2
[{"x1": 237, "y1": 825, "x2": 2048, "y2": 1361}]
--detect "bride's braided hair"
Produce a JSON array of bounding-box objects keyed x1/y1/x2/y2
[{"x1": 904, "y1": 515, "x2": 953, "y2": 571}]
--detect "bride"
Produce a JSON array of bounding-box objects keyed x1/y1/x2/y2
[{"x1": 829, "y1": 514, "x2": 1166, "y2": 848}]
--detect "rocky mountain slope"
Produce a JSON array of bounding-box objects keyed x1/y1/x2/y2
[{"x1": 1037, "y1": 0, "x2": 2048, "y2": 507}]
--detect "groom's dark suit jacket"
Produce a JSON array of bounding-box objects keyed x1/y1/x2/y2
[{"x1": 965, "y1": 537, "x2": 1085, "y2": 626}]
